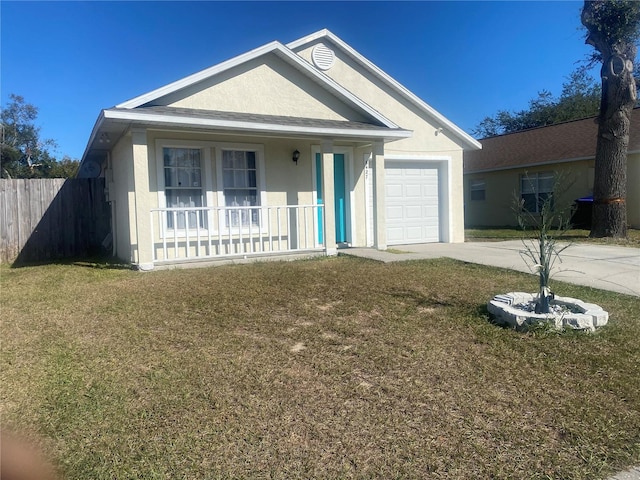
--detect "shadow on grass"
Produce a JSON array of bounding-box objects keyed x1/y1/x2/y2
[
  {"x1": 10, "y1": 255, "x2": 132, "y2": 271},
  {"x1": 387, "y1": 288, "x2": 455, "y2": 308}
]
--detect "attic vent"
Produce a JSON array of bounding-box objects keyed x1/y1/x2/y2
[{"x1": 312, "y1": 43, "x2": 335, "y2": 71}]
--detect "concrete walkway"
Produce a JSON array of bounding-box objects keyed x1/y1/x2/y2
[
  {"x1": 342, "y1": 240, "x2": 640, "y2": 297},
  {"x1": 343, "y1": 240, "x2": 640, "y2": 480},
  {"x1": 609, "y1": 467, "x2": 640, "y2": 480}
]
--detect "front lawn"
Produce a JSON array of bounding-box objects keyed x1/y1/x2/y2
[
  {"x1": 466, "y1": 227, "x2": 640, "y2": 246},
  {"x1": 1, "y1": 257, "x2": 639, "y2": 479}
]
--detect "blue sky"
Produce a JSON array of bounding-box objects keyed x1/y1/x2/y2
[{"x1": 1, "y1": 1, "x2": 596, "y2": 160}]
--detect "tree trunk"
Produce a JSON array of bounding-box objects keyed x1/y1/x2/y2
[
  {"x1": 581, "y1": 0, "x2": 638, "y2": 239},
  {"x1": 590, "y1": 55, "x2": 633, "y2": 238}
]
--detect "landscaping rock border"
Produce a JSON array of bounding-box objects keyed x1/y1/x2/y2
[{"x1": 488, "y1": 292, "x2": 609, "y2": 331}]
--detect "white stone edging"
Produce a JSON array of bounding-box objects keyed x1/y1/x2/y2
[{"x1": 487, "y1": 292, "x2": 608, "y2": 331}]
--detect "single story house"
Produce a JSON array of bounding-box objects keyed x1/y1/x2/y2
[
  {"x1": 464, "y1": 109, "x2": 640, "y2": 229},
  {"x1": 79, "y1": 29, "x2": 480, "y2": 270}
]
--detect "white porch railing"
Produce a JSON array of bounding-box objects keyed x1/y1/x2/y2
[{"x1": 150, "y1": 205, "x2": 324, "y2": 263}]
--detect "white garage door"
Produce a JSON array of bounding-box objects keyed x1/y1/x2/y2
[{"x1": 385, "y1": 161, "x2": 440, "y2": 245}]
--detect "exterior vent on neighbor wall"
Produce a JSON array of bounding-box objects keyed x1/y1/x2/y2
[{"x1": 312, "y1": 43, "x2": 335, "y2": 71}]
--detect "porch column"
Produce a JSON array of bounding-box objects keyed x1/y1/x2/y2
[
  {"x1": 321, "y1": 140, "x2": 337, "y2": 256},
  {"x1": 372, "y1": 141, "x2": 387, "y2": 250},
  {"x1": 131, "y1": 129, "x2": 154, "y2": 270}
]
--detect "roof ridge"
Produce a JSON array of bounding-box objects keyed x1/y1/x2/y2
[{"x1": 480, "y1": 106, "x2": 640, "y2": 141}]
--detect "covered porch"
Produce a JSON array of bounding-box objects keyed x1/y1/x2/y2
[
  {"x1": 142, "y1": 139, "x2": 393, "y2": 268},
  {"x1": 93, "y1": 108, "x2": 411, "y2": 269}
]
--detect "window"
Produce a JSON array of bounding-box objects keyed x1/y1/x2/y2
[
  {"x1": 222, "y1": 150, "x2": 259, "y2": 227},
  {"x1": 521, "y1": 172, "x2": 554, "y2": 213},
  {"x1": 163, "y1": 147, "x2": 205, "y2": 229},
  {"x1": 470, "y1": 179, "x2": 485, "y2": 201}
]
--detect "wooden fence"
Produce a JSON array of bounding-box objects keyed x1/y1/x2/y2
[{"x1": 0, "y1": 178, "x2": 111, "y2": 264}]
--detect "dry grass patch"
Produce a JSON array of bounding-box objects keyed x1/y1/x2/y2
[
  {"x1": 466, "y1": 227, "x2": 640, "y2": 246},
  {"x1": 1, "y1": 257, "x2": 639, "y2": 479}
]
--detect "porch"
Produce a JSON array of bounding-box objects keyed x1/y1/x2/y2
[{"x1": 150, "y1": 204, "x2": 325, "y2": 265}]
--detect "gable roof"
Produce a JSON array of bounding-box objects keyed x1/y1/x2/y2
[
  {"x1": 465, "y1": 108, "x2": 640, "y2": 174},
  {"x1": 82, "y1": 29, "x2": 477, "y2": 162},
  {"x1": 116, "y1": 40, "x2": 398, "y2": 129},
  {"x1": 287, "y1": 29, "x2": 481, "y2": 151}
]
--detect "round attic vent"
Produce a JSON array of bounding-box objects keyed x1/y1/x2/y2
[{"x1": 312, "y1": 43, "x2": 335, "y2": 71}]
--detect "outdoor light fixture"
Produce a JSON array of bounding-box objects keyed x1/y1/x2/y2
[
  {"x1": 99, "y1": 132, "x2": 111, "y2": 144},
  {"x1": 292, "y1": 150, "x2": 300, "y2": 164}
]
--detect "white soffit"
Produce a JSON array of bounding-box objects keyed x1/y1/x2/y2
[{"x1": 287, "y1": 29, "x2": 482, "y2": 151}]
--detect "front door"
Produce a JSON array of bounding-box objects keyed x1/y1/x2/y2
[{"x1": 316, "y1": 153, "x2": 347, "y2": 244}]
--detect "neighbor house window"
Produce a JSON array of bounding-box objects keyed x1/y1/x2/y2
[
  {"x1": 520, "y1": 172, "x2": 554, "y2": 213},
  {"x1": 470, "y1": 179, "x2": 486, "y2": 201},
  {"x1": 163, "y1": 147, "x2": 205, "y2": 229},
  {"x1": 222, "y1": 150, "x2": 259, "y2": 227}
]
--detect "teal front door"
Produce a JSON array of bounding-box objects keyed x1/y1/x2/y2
[{"x1": 316, "y1": 153, "x2": 347, "y2": 244}]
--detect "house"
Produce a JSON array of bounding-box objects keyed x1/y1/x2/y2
[
  {"x1": 79, "y1": 29, "x2": 480, "y2": 270},
  {"x1": 464, "y1": 109, "x2": 640, "y2": 229}
]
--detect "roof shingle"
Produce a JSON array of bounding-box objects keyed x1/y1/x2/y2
[{"x1": 465, "y1": 108, "x2": 640, "y2": 173}]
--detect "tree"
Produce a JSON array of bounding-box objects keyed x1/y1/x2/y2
[
  {"x1": 473, "y1": 69, "x2": 602, "y2": 138},
  {"x1": 582, "y1": 0, "x2": 640, "y2": 239},
  {"x1": 48, "y1": 156, "x2": 80, "y2": 178},
  {"x1": 0, "y1": 94, "x2": 61, "y2": 178},
  {"x1": 514, "y1": 175, "x2": 574, "y2": 315}
]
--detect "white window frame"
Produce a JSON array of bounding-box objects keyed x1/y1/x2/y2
[
  {"x1": 156, "y1": 139, "x2": 215, "y2": 237},
  {"x1": 156, "y1": 140, "x2": 266, "y2": 236},
  {"x1": 215, "y1": 143, "x2": 267, "y2": 234},
  {"x1": 520, "y1": 171, "x2": 555, "y2": 214}
]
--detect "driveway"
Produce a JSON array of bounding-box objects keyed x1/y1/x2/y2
[{"x1": 343, "y1": 240, "x2": 640, "y2": 297}]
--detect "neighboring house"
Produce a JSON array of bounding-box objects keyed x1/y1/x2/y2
[
  {"x1": 79, "y1": 29, "x2": 480, "y2": 270},
  {"x1": 464, "y1": 108, "x2": 640, "y2": 229}
]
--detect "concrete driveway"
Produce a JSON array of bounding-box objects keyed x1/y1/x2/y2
[{"x1": 343, "y1": 240, "x2": 640, "y2": 297}]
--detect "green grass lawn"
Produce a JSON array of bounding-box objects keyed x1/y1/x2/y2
[
  {"x1": 466, "y1": 227, "x2": 640, "y2": 247},
  {"x1": 2, "y1": 257, "x2": 639, "y2": 479}
]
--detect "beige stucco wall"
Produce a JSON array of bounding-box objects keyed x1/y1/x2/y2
[
  {"x1": 294, "y1": 40, "x2": 471, "y2": 242},
  {"x1": 464, "y1": 156, "x2": 640, "y2": 229},
  {"x1": 110, "y1": 134, "x2": 134, "y2": 262},
  {"x1": 464, "y1": 160, "x2": 597, "y2": 227},
  {"x1": 163, "y1": 54, "x2": 368, "y2": 123},
  {"x1": 112, "y1": 128, "x2": 371, "y2": 265}
]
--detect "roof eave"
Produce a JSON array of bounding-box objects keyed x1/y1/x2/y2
[
  {"x1": 80, "y1": 110, "x2": 106, "y2": 165},
  {"x1": 102, "y1": 109, "x2": 412, "y2": 141},
  {"x1": 464, "y1": 155, "x2": 597, "y2": 174}
]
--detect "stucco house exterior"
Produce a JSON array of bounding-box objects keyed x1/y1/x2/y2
[
  {"x1": 464, "y1": 109, "x2": 640, "y2": 229},
  {"x1": 79, "y1": 29, "x2": 480, "y2": 270}
]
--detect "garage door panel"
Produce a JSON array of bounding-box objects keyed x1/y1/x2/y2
[
  {"x1": 386, "y1": 205, "x2": 403, "y2": 218},
  {"x1": 385, "y1": 160, "x2": 440, "y2": 245},
  {"x1": 424, "y1": 205, "x2": 439, "y2": 216},
  {"x1": 386, "y1": 184, "x2": 403, "y2": 198},
  {"x1": 406, "y1": 206, "x2": 423, "y2": 218},
  {"x1": 404, "y1": 185, "x2": 422, "y2": 197},
  {"x1": 386, "y1": 227, "x2": 404, "y2": 243},
  {"x1": 406, "y1": 226, "x2": 424, "y2": 241}
]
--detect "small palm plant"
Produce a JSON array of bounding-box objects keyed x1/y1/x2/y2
[{"x1": 514, "y1": 174, "x2": 575, "y2": 314}]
